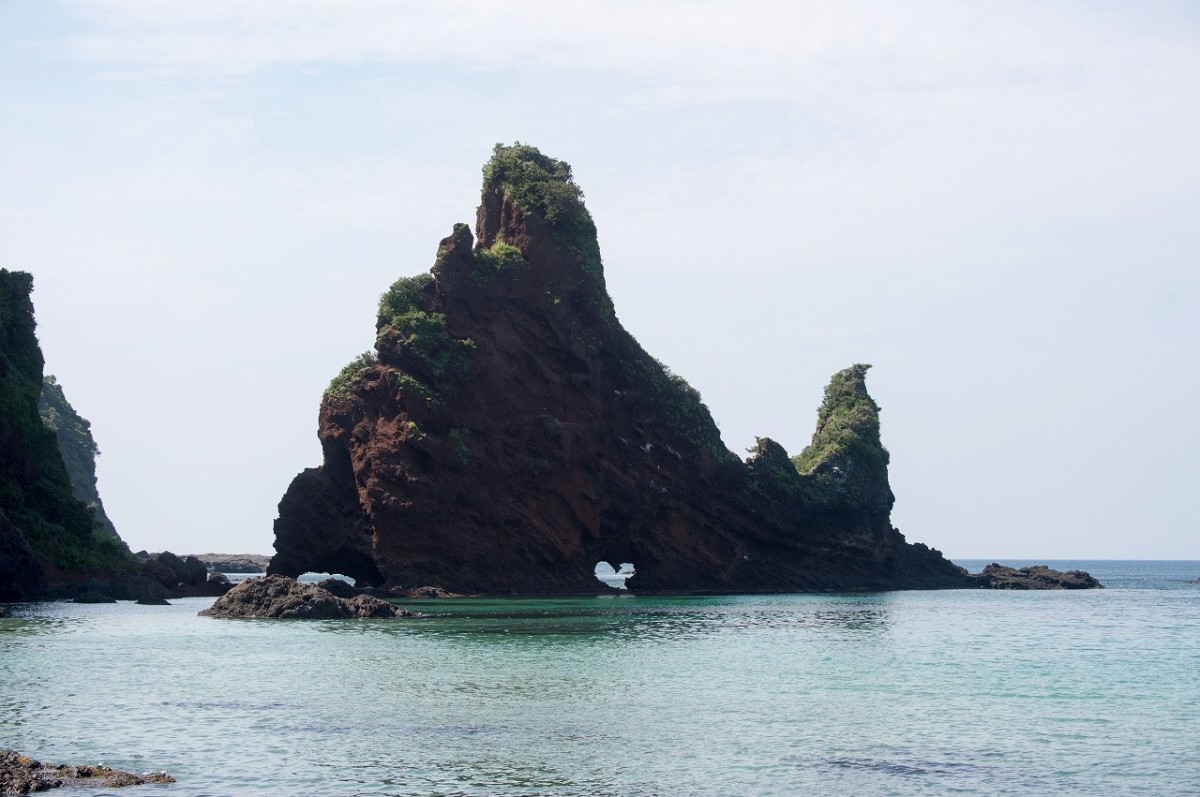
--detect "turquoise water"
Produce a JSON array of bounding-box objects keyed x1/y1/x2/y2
[{"x1": 1, "y1": 561, "x2": 1197, "y2": 796}]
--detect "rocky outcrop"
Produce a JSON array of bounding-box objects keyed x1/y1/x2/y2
[
  {"x1": 189, "y1": 552, "x2": 271, "y2": 573},
  {"x1": 38, "y1": 375, "x2": 119, "y2": 540},
  {"x1": 977, "y1": 564, "x2": 1103, "y2": 590},
  {"x1": 266, "y1": 145, "x2": 1002, "y2": 595},
  {"x1": 141, "y1": 551, "x2": 206, "y2": 589},
  {"x1": 0, "y1": 748, "x2": 174, "y2": 793},
  {"x1": 200, "y1": 574, "x2": 411, "y2": 619},
  {"x1": 129, "y1": 551, "x2": 229, "y2": 597},
  {"x1": 37, "y1": 552, "x2": 233, "y2": 601},
  {"x1": 0, "y1": 270, "x2": 136, "y2": 600},
  {"x1": 72, "y1": 590, "x2": 116, "y2": 604},
  {"x1": 316, "y1": 577, "x2": 361, "y2": 599}
]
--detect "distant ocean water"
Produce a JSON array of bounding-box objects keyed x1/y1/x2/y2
[{"x1": 1, "y1": 560, "x2": 1197, "y2": 797}]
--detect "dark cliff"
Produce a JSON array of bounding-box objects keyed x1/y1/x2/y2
[
  {"x1": 39, "y1": 375, "x2": 120, "y2": 539},
  {"x1": 0, "y1": 270, "x2": 133, "y2": 599},
  {"x1": 270, "y1": 145, "x2": 974, "y2": 594}
]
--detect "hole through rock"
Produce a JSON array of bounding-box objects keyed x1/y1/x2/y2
[{"x1": 594, "y1": 561, "x2": 635, "y2": 590}]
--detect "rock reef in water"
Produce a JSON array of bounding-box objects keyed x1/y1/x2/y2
[
  {"x1": 200, "y1": 574, "x2": 410, "y2": 619},
  {"x1": 977, "y1": 564, "x2": 1103, "y2": 590},
  {"x1": 0, "y1": 748, "x2": 174, "y2": 793},
  {"x1": 268, "y1": 144, "x2": 1095, "y2": 595}
]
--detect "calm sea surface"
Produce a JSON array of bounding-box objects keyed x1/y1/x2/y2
[{"x1": 1, "y1": 560, "x2": 1197, "y2": 796}]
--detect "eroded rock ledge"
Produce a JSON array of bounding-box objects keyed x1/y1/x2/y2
[
  {"x1": 0, "y1": 748, "x2": 173, "y2": 794},
  {"x1": 199, "y1": 574, "x2": 413, "y2": 619}
]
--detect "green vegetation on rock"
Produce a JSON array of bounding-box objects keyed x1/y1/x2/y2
[
  {"x1": 377, "y1": 272, "x2": 476, "y2": 386},
  {"x1": 792, "y1": 364, "x2": 891, "y2": 506},
  {"x1": 448, "y1": 427, "x2": 471, "y2": 465},
  {"x1": 473, "y1": 240, "x2": 524, "y2": 284},
  {"x1": 0, "y1": 270, "x2": 134, "y2": 576},
  {"x1": 483, "y1": 143, "x2": 605, "y2": 281},
  {"x1": 378, "y1": 273, "x2": 435, "y2": 327},
  {"x1": 746, "y1": 436, "x2": 803, "y2": 498},
  {"x1": 618, "y1": 348, "x2": 735, "y2": 464},
  {"x1": 38, "y1": 375, "x2": 119, "y2": 539},
  {"x1": 393, "y1": 311, "x2": 475, "y2": 383},
  {"x1": 325, "y1": 351, "x2": 378, "y2": 401}
]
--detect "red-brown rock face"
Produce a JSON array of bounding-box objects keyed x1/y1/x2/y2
[{"x1": 269, "y1": 145, "x2": 973, "y2": 594}]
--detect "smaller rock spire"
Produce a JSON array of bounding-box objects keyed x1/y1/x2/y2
[{"x1": 793, "y1": 364, "x2": 894, "y2": 513}]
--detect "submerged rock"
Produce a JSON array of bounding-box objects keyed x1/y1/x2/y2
[
  {"x1": 135, "y1": 596, "x2": 170, "y2": 605},
  {"x1": 976, "y1": 564, "x2": 1103, "y2": 590},
  {"x1": 0, "y1": 748, "x2": 174, "y2": 793},
  {"x1": 199, "y1": 574, "x2": 412, "y2": 619}
]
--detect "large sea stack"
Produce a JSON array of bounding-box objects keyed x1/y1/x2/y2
[{"x1": 269, "y1": 145, "x2": 976, "y2": 594}]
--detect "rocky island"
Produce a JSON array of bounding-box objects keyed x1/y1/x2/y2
[
  {"x1": 268, "y1": 144, "x2": 1089, "y2": 594},
  {"x1": 200, "y1": 573, "x2": 411, "y2": 619}
]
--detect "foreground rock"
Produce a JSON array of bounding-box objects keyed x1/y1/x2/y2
[
  {"x1": 200, "y1": 575, "x2": 412, "y2": 619},
  {"x1": 270, "y1": 144, "x2": 976, "y2": 595},
  {"x1": 976, "y1": 564, "x2": 1103, "y2": 590},
  {"x1": 0, "y1": 748, "x2": 173, "y2": 794}
]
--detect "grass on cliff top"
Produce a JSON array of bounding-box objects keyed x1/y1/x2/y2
[
  {"x1": 325, "y1": 351, "x2": 378, "y2": 400},
  {"x1": 321, "y1": 272, "x2": 476, "y2": 402},
  {"x1": 483, "y1": 143, "x2": 604, "y2": 282},
  {"x1": 379, "y1": 272, "x2": 435, "y2": 325},
  {"x1": 792, "y1": 363, "x2": 889, "y2": 477}
]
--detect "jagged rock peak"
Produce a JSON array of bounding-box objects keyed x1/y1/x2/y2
[
  {"x1": 476, "y1": 142, "x2": 596, "y2": 259},
  {"x1": 793, "y1": 364, "x2": 893, "y2": 513},
  {"x1": 461, "y1": 143, "x2": 614, "y2": 322}
]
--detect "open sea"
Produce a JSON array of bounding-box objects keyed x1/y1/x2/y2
[{"x1": 1, "y1": 559, "x2": 1197, "y2": 796}]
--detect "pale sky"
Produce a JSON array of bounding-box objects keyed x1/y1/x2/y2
[{"x1": 2, "y1": 1, "x2": 1197, "y2": 559}]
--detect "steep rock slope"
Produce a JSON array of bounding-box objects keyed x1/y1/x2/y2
[
  {"x1": 39, "y1": 375, "x2": 119, "y2": 539},
  {"x1": 0, "y1": 270, "x2": 133, "y2": 598},
  {"x1": 270, "y1": 145, "x2": 973, "y2": 594}
]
